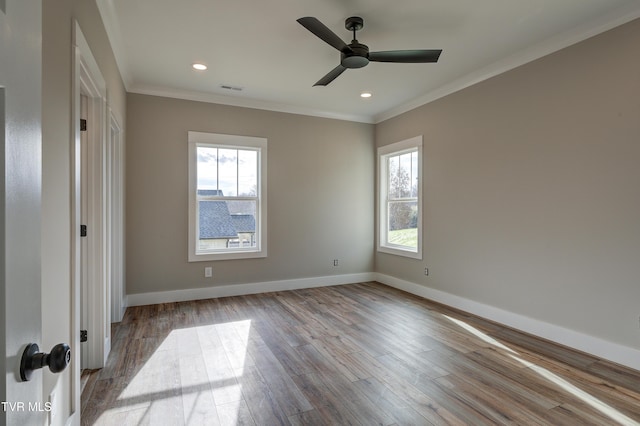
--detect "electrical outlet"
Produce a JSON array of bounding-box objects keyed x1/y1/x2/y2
[
  {"x1": 424, "y1": 267, "x2": 429, "y2": 276},
  {"x1": 204, "y1": 267, "x2": 213, "y2": 278},
  {"x1": 333, "y1": 259, "x2": 339, "y2": 267}
]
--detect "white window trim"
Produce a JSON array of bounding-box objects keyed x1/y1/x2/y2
[
  {"x1": 377, "y1": 135, "x2": 423, "y2": 260},
  {"x1": 188, "y1": 131, "x2": 267, "y2": 261}
]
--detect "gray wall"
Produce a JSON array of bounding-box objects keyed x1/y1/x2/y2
[
  {"x1": 42, "y1": 0, "x2": 126, "y2": 422},
  {"x1": 376, "y1": 19, "x2": 640, "y2": 350},
  {"x1": 126, "y1": 94, "x2": 374, "y2": 295}
]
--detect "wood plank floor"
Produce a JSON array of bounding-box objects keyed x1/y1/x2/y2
[{"x1": 81, "y1": 282, "x2": 640, "y2": 425}]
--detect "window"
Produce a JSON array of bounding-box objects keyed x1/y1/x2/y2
[
  {"x1": 378, "y1": 136, "x2": 422, "y2": 259},
  {"x1": 188, "y1": 132, "x2": 267, "y2": 261}
]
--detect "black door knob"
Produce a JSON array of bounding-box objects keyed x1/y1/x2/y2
[{"x1": 20, "y1": 343, "x2": 71, "y2": 381}]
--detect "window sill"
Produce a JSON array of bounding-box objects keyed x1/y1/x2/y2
[
  {"x1": 377, "y1": 245, "x2": 422, "y2": 260},
  {"x1": 188, "y1": 250, "x2": 267, "y2": 262}
]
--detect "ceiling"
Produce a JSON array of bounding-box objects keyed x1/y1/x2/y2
[{"x1": 97, "y1": 0, "x2": 640, "y2": 123}]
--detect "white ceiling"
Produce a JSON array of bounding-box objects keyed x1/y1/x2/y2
[{"x1": 97, "y1": 0, "x2": 640, "y2": 123}]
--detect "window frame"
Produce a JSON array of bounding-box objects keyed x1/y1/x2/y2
[
  {"x1": 188, "y1": 131, "x2": 267, "y2": 261},
  {"x1": 377, "y1": 135, "x2": 423, "y2": 259}
]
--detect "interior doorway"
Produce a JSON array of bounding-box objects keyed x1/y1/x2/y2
[
  {"x1": 78, "y1": 85, "x2": 111, "y2": 370},
  {"x1": 73, "y1": 23, "x2": 116, "y2": 372}
]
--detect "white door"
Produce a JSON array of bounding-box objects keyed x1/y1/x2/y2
[{"x1": 1, "y1": 0, "x2": 44, "y2": 425}]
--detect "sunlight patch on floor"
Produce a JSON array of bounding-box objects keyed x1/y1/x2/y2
[
  {"x1": 511, "y1": 355, "x2": 640, "y2": 426},
  {"x1": 443, "y1": 314, "x2": 639, "y2": 426},
  {"x1": 443, "y1": 314, "x2": 517, "y2": 354},
  {"x1": 97, "y1": 320, "x2": 253, "y2": 425}
]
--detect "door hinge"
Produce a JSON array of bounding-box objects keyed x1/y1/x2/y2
[
  {"x1": 80, "y1": 224, "x2": 87, "y2": 237},
  {"x1": 80, "y1": 119, "x2": 87, "y2": 131},
  {"x1": 80, "y1": 330, "x2": 88, "y2": 342}
]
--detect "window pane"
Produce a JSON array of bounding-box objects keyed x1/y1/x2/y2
[
  {"x1": 411, "y1": 151, "x2": 418, "y2": 197},
  {"x1": 388, "y1": 156, "x2": 400, "y2": 198},
  {"x1": 197, "y1": 147, "x2": 217, "y2": 190},
  {"x1": 189, "y1": 132, "x2": 267, "y2": 261},
  {"x1": 198, "y1": 199, "x2": 257, "y2": 251},
  {"x1": 218, "y1": 148, "x2": 238, "y2": 196},
  {"x1": 399, "y1": 153, "x2": 412, "y2": 197},
  {"x1": 387, "y1": 200, "x2": 418, "y2": 248},
  {"x1": 389, "y1": 154, "x2": 412, "y2": 200},
  {"x1": 378, "y1": 137, "x2": 421, "y2": 258},
  {"x1": 238, "y1": 149, "x2": 257, "y2": 196}
]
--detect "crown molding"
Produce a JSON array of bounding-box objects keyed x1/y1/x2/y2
[
  {"x1": 130, "y1": 84, "x2": 375, "y2": 123},
  {"x1": 98, "y1": 0, "x2": 640, "y2": 125},
  {"x1": 374, "y1": 3, "x2": 640, "y2": 123}
]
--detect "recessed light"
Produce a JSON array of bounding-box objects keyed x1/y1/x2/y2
[
  {"x1": 360, "y1": 92, "x2": 372, "y2": 98},
  {"x1": 192, "y1": 63, "x2": 208, "y2": 71}
]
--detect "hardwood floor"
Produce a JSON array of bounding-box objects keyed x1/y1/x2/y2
[{"x1": 81, "y1": 282, "x2": 640, "y2": 425}]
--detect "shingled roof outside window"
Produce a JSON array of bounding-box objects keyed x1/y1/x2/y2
[{"x1": 199, "y1": 201, "x2": 238, "y2": 239}]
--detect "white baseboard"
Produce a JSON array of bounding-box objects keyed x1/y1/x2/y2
[
  {"x1": 124, "y1": 271, "x2": 640, "y2": 371},
  {"x1": 126, "y1": 272, "x2": 376, "y2": 307},
  {"x1": 375, "y1": 273, "x2": 640, "y2": 372}
]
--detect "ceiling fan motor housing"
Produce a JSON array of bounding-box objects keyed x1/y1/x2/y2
[{"x1": 341, "y1": 42, "x2": 369, "y2": 68}]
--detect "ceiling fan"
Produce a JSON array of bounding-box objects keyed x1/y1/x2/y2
[{"x1": 297, "y1": 16, "x2": 442, "y2": 86}]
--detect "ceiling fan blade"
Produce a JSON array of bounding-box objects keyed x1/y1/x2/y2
[
  {"x1": 313, "y1": 65, "x2": 347, "y2": 86},
  {"x1": 369, "y1": 49, "x2": 442, "y2": 63},
  {"x1": 297, "y1": 17, "x2": 351, "y2": 52}
]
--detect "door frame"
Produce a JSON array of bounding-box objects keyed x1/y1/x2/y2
[
  {"x1": 108, "y1": 110, "x2": 125, "y2": 323},
  {"x1": 72, "y1": 21, "x2": 110, "y2": 374}
]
